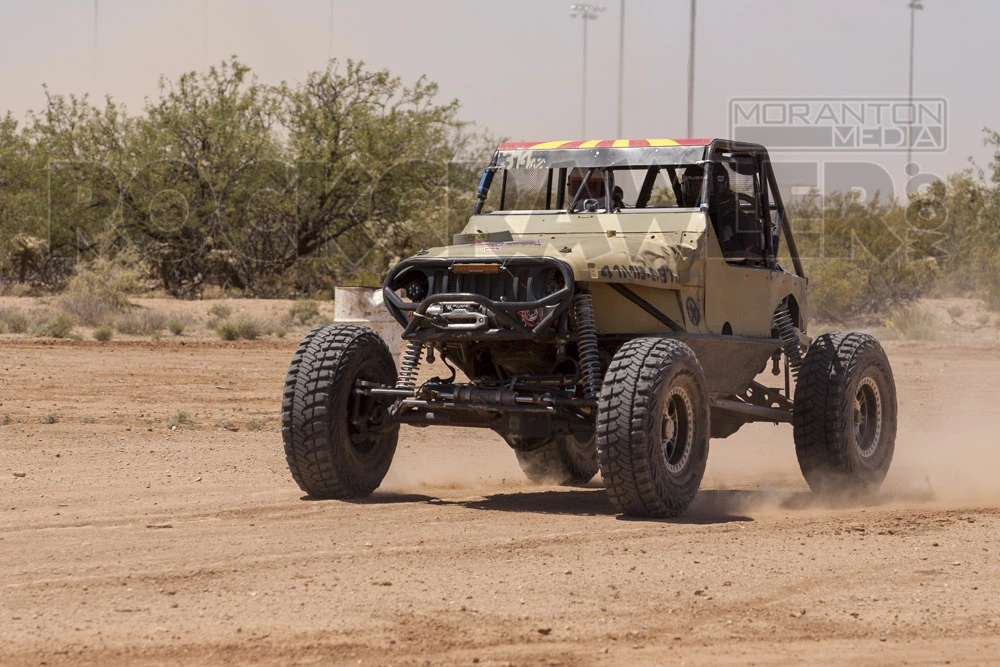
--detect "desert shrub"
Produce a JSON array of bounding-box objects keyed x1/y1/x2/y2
[
  {"x1": 288, "y1": 299, "x2": 320, "y2": 324},
  {"x1": 884, "y1": 306, "x2": 940, "y2": 340},
  {"x1": 168, "y1": 318, "x2": 186, "y2": 336},
  {"x1": 93, "y1": 325, "x2": 114, "y2": 341},
  {"x1": 59, "y1": 292, "x2": 119, "y2": 327},
  {"x1": 0, "y1": 307, "x2": 30, "y2": 333},
  {"x1": 946, "y1": 305, "x2": 964, "y2": 319},
  {"x1": 273, "y1": 326, "x2": 287, "y2": 339},
  {"x1": 202, "y1": 285, "x2": 227, "y2": 300},
  {"x1": 805, "y1": 259, "x2": 868, "y2": 322},
  {"x1": 168, "y1": 410, "x2": 192, "y2": 428},
  {"x1": 64, "y1": 250, "x2": 146, "y2": 307},
  {"x1": 216, "y1": 314, "x2": 266, "y2": 341},
  {"x1": 36, "y1": 313, "x2": 74, "y2": 338},
  {"x1": 59, "y1": 249, "x2": 147, "y2": 325},
  {"x1": 39, "y1": 412, "x2": 60, "y2": 424},
  {"x1": 987, "y1": 251, "x2": 1000, "y2": 311},
  {"x1": 114, "y1": 309, "x2": 167, "y2": 335},
  {"x1": 207, "y1": 302, "x2": 232, "y2": 319},
  {"x1": 216, "y1": 319, "x2": 239, "y2": 341},
  {"x1": 1, "y1": 282, "x2": 33, "y2": 297}
]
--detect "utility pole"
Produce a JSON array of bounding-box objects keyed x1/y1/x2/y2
[
  {"x1": 570, "y1": 4, "x2": 605, "y2": 138},
  {"x1": 686, "y1": 0, "x2": 696, "y2": 137},
  {"x1": 93, "y1": 0, "x2": 99, "y2": 94},
  {"x1": 203, "y1": 1, "x2": 209, "y2": 66},
  {"x1": 328, "y1": 0, "x2": 335, "y2": 61},
  {"x1": 617, "y1": 0, "x2": 625, "y2": 137},
  {"x1": 907, "y1": 0, "x2": 923, "y2": 167}
]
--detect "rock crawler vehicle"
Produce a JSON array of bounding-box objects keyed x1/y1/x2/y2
[{"x1": 281, "y1": 138, "x2": 897, "y2": 517}]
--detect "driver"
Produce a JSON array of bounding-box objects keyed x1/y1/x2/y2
[
  {"x1": 680, "y1": 164, "x2": 705, "y2": 207},
  {"x1": 566, "y1": 168, "x2": 606, "y2": 211}
]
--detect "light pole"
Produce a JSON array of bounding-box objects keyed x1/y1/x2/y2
[
  {"x1": 686, "y1": 0, "x2": 696, "y2": 138},
  {"x1": 328, "y1": 0, "x2": 335, "y2": 61},
  {"x1": 617, "y1": 0, "x2": 625, "y2": 137},
  {"x1": 93, "y1": 0, "x2": 99, "y2": 94},
  {"x1": 907, "y1": 0, "x2": 923, "y2": 168},
  {"x1": 203, "y1": 1, "x2": 209, "y2": 66},
  {"x1": 570, "y1": 4, "x2": 605, "y2": 138}
]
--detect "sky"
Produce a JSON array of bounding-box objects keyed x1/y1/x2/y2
[{"x1": 1, "y1": 0, "x2": 998, "y2": 201}]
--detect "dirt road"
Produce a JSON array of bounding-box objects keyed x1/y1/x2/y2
[{"x1": 3, "y1": 334, "x2": 1000, "y2": 665}]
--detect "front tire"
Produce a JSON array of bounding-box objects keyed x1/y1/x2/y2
[
  {"x1": 281, "y1": 324, "x2": 399, "y2": 498},
  {"x1": 514, "y1": 432, "x2": 598, "y2": 486},
  {"x1": 793, "y1": 332, "x2": 897, "y2": 495},
  {"x1": 597, "y1": 338, "x2": 710, "y2": 517}
]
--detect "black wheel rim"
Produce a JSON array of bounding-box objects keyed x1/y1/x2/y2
[
  {"x1": 661, "y1": 386, "x2": 694, "y2": 474},
  {"x1": 347, "y1": 364, "x2": 388, "y2": 454},
  {"x1": 854, "y1": 375, "x2": 883, "y2": 459}
]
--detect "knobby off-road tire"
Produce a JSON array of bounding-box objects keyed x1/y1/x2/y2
[
  {"x1": 596, "y1": 338, "x2": 710, "y2": 517},
  {"x1": 793, "y1": 332, "x2": 897, "y2": 495},
  {"x1": 514, "y1": 432, "x2": 599, "y2": 486},
  {"x1": 281, "y1": 324, "x2": 399, "y2": 499}
]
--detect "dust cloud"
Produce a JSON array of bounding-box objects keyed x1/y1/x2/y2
[{"x1": 376, "y1": 343, "x2": 1000, "y2": 513}]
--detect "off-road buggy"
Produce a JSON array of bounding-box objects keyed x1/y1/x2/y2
[{"x1": 281, "y1": 138, "x2": 897, "y2": 517}]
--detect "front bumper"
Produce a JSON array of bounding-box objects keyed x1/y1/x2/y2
[{"x1": 382, "y1": 256, "x2": 575, "y2": 341}]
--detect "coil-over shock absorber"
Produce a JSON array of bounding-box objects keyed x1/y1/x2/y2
[
  {"x1": 573, "y1": 292, "x2": 602, "y2": 400},
  {"x1": 772, "y1": 301, "x2": 803, "y2": 378},
  {"x1": 395, "y1": 340, "x2": 424, "y2": 390}
]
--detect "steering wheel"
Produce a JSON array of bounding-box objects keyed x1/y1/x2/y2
[{"x1": 736, "y1": 192, "x2": 756, "y2": 207}]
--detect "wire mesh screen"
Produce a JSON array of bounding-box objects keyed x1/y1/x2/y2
[
  {"x1": 482, "y1": 169, "x2": 552, "y2": 212},
  {"x1": 722, "y1": 163, "x2": 755, "y2": 199}
]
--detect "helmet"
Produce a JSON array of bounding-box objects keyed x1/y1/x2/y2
[{"x1": 680, "y1": 165, "x2": 705, "y2": 206}]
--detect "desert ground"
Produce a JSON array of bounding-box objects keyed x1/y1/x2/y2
[{"x1": 2, "y1": 296, "x2": 1000, "y2": 666}]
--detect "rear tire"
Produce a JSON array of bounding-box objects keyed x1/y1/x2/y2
[
  {"x1": 793, "y1": 332, "x2": 897, "y2": 495},
  {"x1": 281, "y1": 324, "x2": 399, "y2": 498},
  {"x1": 597, "y1": 338, "x2": 709, "y2": 517},
  {"x1": 514, "y1": 432, "x2": 598, "y2": 486}
]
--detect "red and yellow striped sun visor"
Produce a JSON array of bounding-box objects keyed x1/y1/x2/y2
[{"x1": 497, "y1": 138, "x2": 712, "y2": 150}]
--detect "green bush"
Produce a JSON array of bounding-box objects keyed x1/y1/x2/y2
[
  {"x1": 236, "y1": 315, "x2": 265, "y2": 340},
  {"x1": 885, "y1": 306, "x2": 940, "y2": 340},
  {"x1": 0, "y1": 308, "x2": 30, "y2": 334},
  {"x1": 36, "y1": 313, "x2": 74, "y2": 338},
  {"x1": 168, "y1": 318, "x2": 186, "y2": 336},
  {"x1": 168, "y1": 409, "x2": 192, "y2": 428},
  {"x1": 59, "y1": 292, "x2": 119, "y2": 327},
  {"x1": 60, "y1": 249, "x2": 147, "y2": 325},
  {"x1": 288, "y1": 299, "x2": 320, "y2": 324},
  {"x1": 217, "y1": 319, "x2": 239, "y2": 341},
  {"x1": 207, "y1": 302, "x2": 232, "y2": 319},
  {"x1": 805, "y1": 259, "x2": 868, "y2": 323},
  {"x1": 114, "y1": 309, "x2": 167, "y2": 335},
  {"x1": 93, "y1": 325, "x2": 114, "y2": 341},
  {"x1": 216, "y1": 314, "x2": 266, "y2": 341}
]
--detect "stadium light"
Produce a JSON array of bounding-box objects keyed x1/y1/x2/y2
[
  {"x1": 907, "y1": 0, "x2": 923, "y2": 168},
  {"x1": 570, "y1": 4, "x2": 606, "y2": 137}
]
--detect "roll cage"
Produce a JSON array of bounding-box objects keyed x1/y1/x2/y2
[{"x1": 472, "y1": 139, "x2": 804, "y2": 277}]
